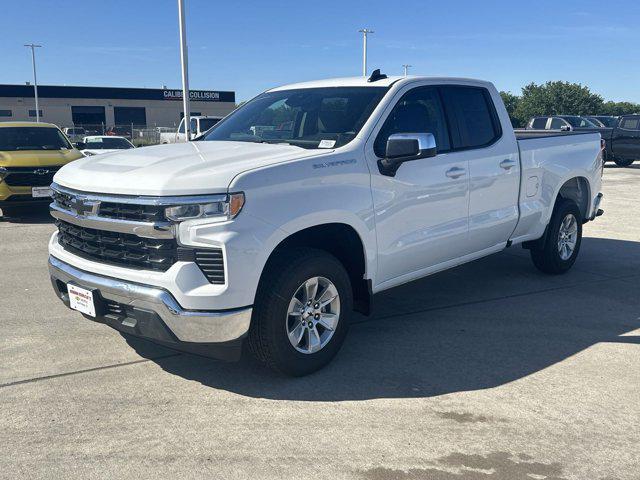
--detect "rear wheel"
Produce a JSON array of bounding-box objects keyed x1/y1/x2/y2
[
  {"x1": 614, "y1": 158, "x2": 635, "y2": 167},
  {"x1": 248, "y1": 248, "x2": 352, "y2": 376},
  {"x1": 530, "y1": 199, "x2": 582, "y2": 274}
]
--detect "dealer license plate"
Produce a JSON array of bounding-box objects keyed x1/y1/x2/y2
[
  {"x1": 32, "y1": 187, "x2": 53, "y2": 198},
  {"x1": 68, "y1": 284, "x2": 96, "y2": 317}
]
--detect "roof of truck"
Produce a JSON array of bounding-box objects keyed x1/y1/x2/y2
[
  {"x1": 0, "y1": 121, "x2": 58, "y2": 128},
  {"x1": 268, "y1": 75, "x2": 493, "y2": 92}
]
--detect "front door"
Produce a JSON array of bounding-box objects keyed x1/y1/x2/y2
[{"x1": 366, "y1": 85, "x2": 470, "y2": 288}]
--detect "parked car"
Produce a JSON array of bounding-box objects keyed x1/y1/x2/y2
[
  {"x1": 48, "y1": 73, "x2": 604, "y2": 376},
  {"x1": 585, "y1": 116, "x2": 619, "y2": 128},
  {"x1": 0, "y1": 122, "x2": 83, "y2": 218},
  {"x1": 76, "y1": 135, "x2": 135, "y2": 156},
  {"x1": 62, "y1": 127, "x2": 86, "y2": 142},
  {"x1": 527, "y1": 115, "x2": 599, "y2": 131},
  {"x1": 600, "y1": 115, "x2": 640, "y2": 167},
  {"x1": 105, "y1": 126, "x2": 132, "y2": 137},
  {"x1": 161, "y1": 116, "x2": 223, "y2": 143}
]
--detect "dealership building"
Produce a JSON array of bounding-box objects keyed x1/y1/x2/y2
[{"x1": 0, "y1": 84, "x2": 236, "y2": 129}]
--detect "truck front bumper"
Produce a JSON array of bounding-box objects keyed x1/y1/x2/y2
[{"x1": 49, "y1": 255, "x2": 252, "y2": 360}]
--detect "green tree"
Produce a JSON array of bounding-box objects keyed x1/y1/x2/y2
[
  {"x1": 500, "y1": 91, "x2": 521, "y2": 127},
  {"x1": 599, "y1": 101, "x2": 640, "y2": 116},
  {"x1": 514, "y1": 81, "x2": 604, "y2": 126}
]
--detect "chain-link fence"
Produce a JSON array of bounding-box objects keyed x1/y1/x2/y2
[{"x1": 59, "y1": 124, "x2": 178, "y2": 146}]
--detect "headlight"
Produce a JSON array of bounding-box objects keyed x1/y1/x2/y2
[{"x1": 164, "y1": 192, "x2": 245, "y2": 222}]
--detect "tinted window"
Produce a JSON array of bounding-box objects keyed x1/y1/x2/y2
[
  {"x1": 0, "y1": 127, "x2": 72, "y2": 151},
  {"x1": 620, "y1": 117, "x2": 640, "y2": 130},
  {"x1": 28, "y1": 109, "x2": 43, "y2": 117},
  {"x1": 84, "y1": 137, "x2": 133, "y2": 149},
  {"x1": 0, "y1": 110, "x2": 11, "y2": 117},
  {"x1": 595, "y1": 116, "x2": 618, "y2": 128},
  {"x1": 531, "y1": 118, "x2": 548, "y2": 129},
  {"x1": 562, "y1": 116, "x2": 596, "y2": 128},
  {"x1": 442, "y1": 86, "x2": 500, "y2": 148},
  {"x1": 550, "y1": 118, "x2": 566, "y2": 129},
  {"x1": 374, "y1": 86, "x2": 450, "y2": 157},
  {"x1": 178, "y1": 119, "x2": 185, "y2": 133},
  {"x1": 204, "y1": 87, "x2": 388, "y2": 149},
  {"x1": 199, "y1": 118, "x2": 220, "y2": 132}
]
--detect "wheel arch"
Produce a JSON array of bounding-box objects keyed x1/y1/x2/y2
[
  {"x1": 258, "y1": 223, "x2": 372, "y2": 315},
  {"x1": 556, "y1": 176, "x2": 591, "y2": 221}
]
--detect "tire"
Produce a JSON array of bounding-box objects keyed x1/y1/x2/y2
[
  {"x1": 530, "y1": 199, "x2": 582, "y2": 275},
  {"x1": 614, "y1": 158, "x2": 635, "y2": 167},
  {"x1": 248, "y1": 247, "x2": 352, "y2": 376}
]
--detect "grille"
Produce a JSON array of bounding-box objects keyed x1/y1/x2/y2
[
  {"x1": 52, "y1": 190, "x2": 166, "y2": 222},
  {"x1": 55, "y1": 220, "x2": 225, "y2": 281},
  {"x1": 98, "y1": 202, "x2": 166, "y2": 222},
  {"x1": 4, "y1": 167, "x2": 60, "y2": 187},
  {"x1": 56, "y1": 220, "x2": 178, "y2": 271}
]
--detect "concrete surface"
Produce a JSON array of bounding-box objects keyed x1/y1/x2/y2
[{"x1": 1, "y1": 165, "x2": 639, "y2": 480}]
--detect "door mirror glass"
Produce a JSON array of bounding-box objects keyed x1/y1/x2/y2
[{"x1": 379, "y1": 133, "x2": 437, "y2": 176}]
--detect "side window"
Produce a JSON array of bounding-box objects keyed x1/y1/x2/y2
[
  {"x1": 177, "y1": 119, "x2": 185, "y2": 133},
  {"x1": 550, "y1": 118, "x2": 565, "y2": 129},
  {"x1": 620, "y1": 117, "x2": 640, "y2": 130},
  {"x1": 441, "y1": 86, "x2": 501, "y2": 149},
  {"x1": 531, "y1": 117, "x2": 547, "y2": 129},
  {"x1": 190, "y1": 118, "x2": 198, "y2": 133},
  {"x1": 374, "y1": 86, "x2": 450, "y2": 157}
]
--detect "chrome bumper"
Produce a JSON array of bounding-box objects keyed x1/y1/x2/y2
[{"x1": 49, "y1": 255, "x2": 251, "y2": 344}]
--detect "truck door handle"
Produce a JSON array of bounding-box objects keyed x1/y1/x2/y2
[
  {"x1": 500, "y1": 159, "x2": 516, "y2": 170},
  {"x1": 445, "y1": 167, "x2": 466, "y2": 179}
]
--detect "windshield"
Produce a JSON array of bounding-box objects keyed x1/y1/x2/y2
[
  {"x1": 0, "y1": 127, "x2": 72, "y2": 151},
  {"x1": 203, "y1": 87, "x2": 388, "y2": 149},
  {"x1": 199, "y1": 118, "x2": 220, "y2": 132},
  {"x1": 563, "y1": 116, "x2": 597, "y2": 128},
  {"x1": 84, "y1": 137, "x2": 133, "y2": 149}
]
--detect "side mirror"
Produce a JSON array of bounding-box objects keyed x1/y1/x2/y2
[
  {"x1": 74, "y1": 142, "x2": 86, "y2": 150},
  {"x1": 378, "y1": 133, "x2": 437, "y2": 176},
  {"x1": 560, "y1": 125, "x2": 571, "y2": 132}
]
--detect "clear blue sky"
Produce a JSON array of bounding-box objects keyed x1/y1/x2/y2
[{"x1": 2, "y1": 0, "x2": 639, "y2": 103}]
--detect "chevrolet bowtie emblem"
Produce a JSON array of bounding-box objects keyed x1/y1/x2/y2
[{"x1": 70, "y1": 197, "x2": 99, "y2": 217}]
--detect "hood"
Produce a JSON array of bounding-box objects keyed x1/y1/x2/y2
[
  {"x1": 0, "y1": 148, "x2": 83, "y2": 168},
  {"x1": 54, "y1": 141, "x2": 329, "y2": 196}
]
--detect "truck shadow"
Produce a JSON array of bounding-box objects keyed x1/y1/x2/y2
[{"x1": 123, "y1": 236, "x2": 640, "y2": 401}]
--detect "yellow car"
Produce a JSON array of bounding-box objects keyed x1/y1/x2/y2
[{"x1": 0, "y1": 122, "x2": 84, "y2": 217}]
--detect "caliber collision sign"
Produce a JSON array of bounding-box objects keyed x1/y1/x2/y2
[{"x1": 162, "y1": 90, "x2": 222, "y2": 102}]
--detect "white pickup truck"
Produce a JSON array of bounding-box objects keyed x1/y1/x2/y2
[
  {"x1": 48, "y1": 73, "x2": 604, "y2": 376},
  {"x1": 160, "y1": 116, "x2": 223, "y2": 144}
]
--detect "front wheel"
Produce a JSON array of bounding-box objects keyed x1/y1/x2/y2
[
  {"x1": 248, "y1": 248, "x2": 352, "y2": 376},
  {"x1": 614, "y1": 158, "x2": 635, "y2": 167},
  {"x1": 530, "y1": 199, "x2": 583, "y2": 274}
]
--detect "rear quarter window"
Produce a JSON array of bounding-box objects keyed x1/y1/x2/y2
[
  {"x1": 620, "y1": 117, "x2": 640, "y2": 130},
  {"x1": 441, "y1": 86, "x2": 501, "y2": 149}
]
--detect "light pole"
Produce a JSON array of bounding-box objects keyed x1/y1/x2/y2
[
  {"x1": 402, "y1": 64, "x2": 412, "y2": 76},
  {"x1": 24, "y1": 43, "x2": 42, "y2": 122},
  {"x1": 358, "y1": 28, "x2": 374, "y2": 77},
  {"x1": 177, "y1": 0, "x2": 191, "y2": 141}
]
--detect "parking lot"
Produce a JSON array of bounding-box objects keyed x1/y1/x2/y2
[{"x1": 0, "y1": 165, "x2": 638, "y2": 479}]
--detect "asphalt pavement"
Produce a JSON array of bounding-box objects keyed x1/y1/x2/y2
[{"x1": 1, "y1": 165, "x2": 638, "y2": 480}]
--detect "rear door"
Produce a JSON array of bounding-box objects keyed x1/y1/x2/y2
[
  {"x1": 440, "y1": 85, "x2": 521, "y2": 254},
  {"x1": 612, "y1": 116, "x2": 640, "y2": 160}
]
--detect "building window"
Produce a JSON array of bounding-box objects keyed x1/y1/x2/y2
[
  {"x1": 0, "y1": 109, "x2": 11, "y2": 117},
  {"x1": 28, "y1": 109, "x2": 43, "y2": 117}
]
